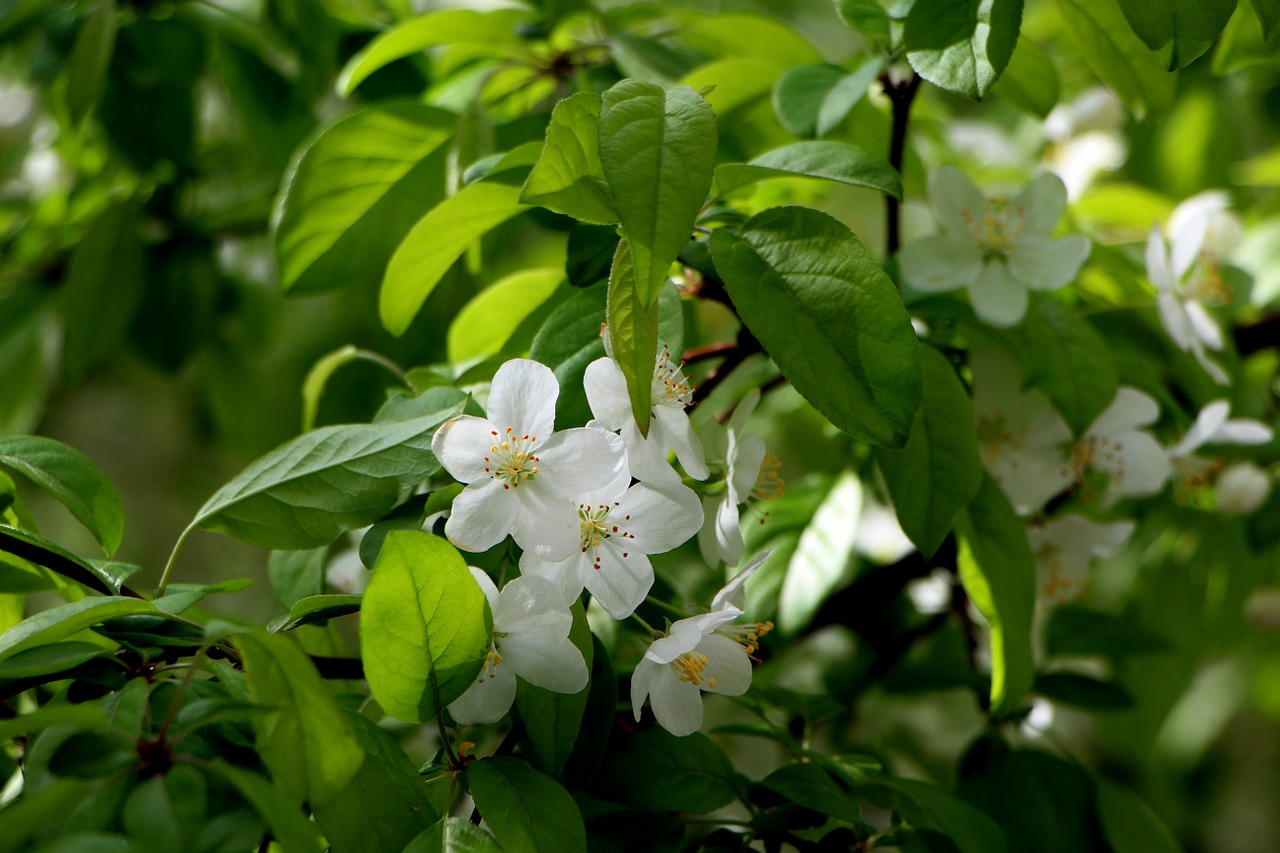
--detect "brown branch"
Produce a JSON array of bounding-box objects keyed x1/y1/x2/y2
[{"x1": 881, "y1": 72, "x2": 922, "y2": 260}]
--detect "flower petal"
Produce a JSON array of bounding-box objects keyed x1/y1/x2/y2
[
  {"x1": 502, "y1": 633, "x2": 588, "y2": 694},
  {"x1": 646, "y1": 611, "x2": 741, "y2": 664},
  {"x1": 1089, "y1": 387, "x2": 1160, "y2": 436},
  {"x1": 585, "y1": 543, "x2": 653, "y2": 619},
  {"x1": 631, "y1": 658, "x2": 658, "y2": 722},
  {"x1": 535, "y1": 427, "x2": 627, "y2": 497},
  {"x1": 584, "y1": 357, "x2": 632, "y2": 430},
  {"x1": 621, "y1": 419, "x2": 682, "y2": 486},
  {"x1": 1157, "y1": 293, "x2": 1194, "y2": 351},
  {"x1": 1013, "y1": 172, "x2": 1068, "y2": 236},
  {"x1": 1193, "y1": 346, "x2": 1230, "y2": 386},
  {"x1": 967, "y1": 261, "x2": 1029, "y2": 327},
  {"x1": 446, "y1": 479, "x2": 517, "y2": 553},
  {"x1": 1170, "y1": 211, "x2": 1208, "y2": 280},
  {"x1": 1170, "y1": 400, "x2": 1230, "y2": 457},
  {"x1": 1094, "y1": 430, "x2": 1170, "y2": 497},
  {"x1": 898, "y1": 236, "x2": 983, "y2": 292},
  {"x1": 1145, "y1": 227, "x2": 1173, "y2": 292},
  {"x1": 486, "y1": 358, "x2": 559, "y2": 441},
  {"x1": 1183, "y1": 299, "x2": 1223, "y2": 351},
  {"x1": 518, "y1": 553, "x2": 587, "y2": 605},
  {"x1": 1006, "y1": 236, "x2": 1090, "y2": 290},
  {"x1": 617, "y1": 482, "x2": 704, "y2": 554},
  {"x1": 448, "y1": 652, "x2": 516, "y2": 725},
  {"x1": 697, "y1": 633, "x2": 753, "y2": 696},
  {"x1": 494, "y1": 575, "x2": 572, "y2": 636},
  {"x1": 512, "y1": 485, "x2": 580, "y2": 562},
  {"x1": 711, "y1": 551, "x2": 770, "y2": 612},
  {"x1": 649, "y1": 666, "x2": 704, "y2": 736},
  {"x1": 1217, "y1": 419, "x2": 1274, "y2": 445},
  {"x1": 929, "y1": 166, "x2": 988, "y2": 239},
  {"x1": 729, "y1": 433, "x2": 766, "y2": 502},
  {"x1": 432, "y1": 416, "x2": 501, "y2": 483},
  {"x1": 651, "y1": 404, "x2": 709, "y2": 480}
]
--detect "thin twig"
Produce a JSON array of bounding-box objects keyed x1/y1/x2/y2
[{"x1": 882, "y1": 72, "x2": 922, "y2": 260}]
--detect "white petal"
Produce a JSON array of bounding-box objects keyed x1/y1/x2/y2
[
  {"x1": 1216, "y1": 419, "x2": 1274, "y2": 445},
  {"x1": 1170, "y1": 211, "x2": 1208, "y2": 279},
  {"x1": 1145, "y1": 226, "x2": 1173, "y2": 291},
  {"x1": 432, "y1": 416, "x2": 501, "y2": 483},
  {"x1": 1014, "y1": 173, "x2": 1068, "y2": 237},
  {"x1": 585, "y1": 543, "x2": 653, "y2": 619},
  {"x1": 1157, "y1": 293, "x2": 1194, "y2": 351},
  {"x1": 697, "y1": 496, "x2": 729, "y2": 567},
  {"x1": 725, "y1": 390, "x2": 760, "y2": 441},
  {"x1": 1183, "y1": 299, "x2": 1223, "y2": 350},
  {"x1": 1006, "y1": 236, "x2": 1090, "y2": 290},
  {"x1": 651, "y1": 404, "x2": 709, "y2": 480},
  {"x1": 649, "y1": 667, "x2": 704, "y2": 736},
  {"x1": 711, "y1": 550, "x2": 772, "y2": 612},
  {"x1": 486, "y1": 359, "x2": 558, "y2": 441},
  {"x1": 1171, "y1": 401, "x2": 1230, "y2": 457},
  {"x1": 518, "y1": 553, "x2": 587, "y2": 605},
  {"x1": 929, "y1": 166, "x2": 988, "y2": 239},
  {"x1": 583, "y1": 357, "x2": 632, "y2": 429},
  {"x1": 446, "y1": 480, "x2": 517, "y2": 553},
  {"x1": 1216, "y1": 462, "x2": 1272, "y2": 514},
  {"x1": 1090, "y1": 387, "x2": 1160, "y2": 436},
  {"x1": 1193, "y1": 346, "x2": 1230, "y2": 386},
  {"x1": 494, "y1": 575, "x2": 572, "y2": 636},
  {"x1": 967, "y1": 261, "x2": 1029, "y2": 327},
  {"x1": 616, "y1": 482, "x2": 704, "y2": 554},
  {"x1": 502, "y1": 633, "x2": 588, "y2": 694},
  {"x1": 631, "y1": 657, "x2": 658, "y2": 721},
  {"x1": 1095, "y1": 430, "x2": 1171, "y2": 497},
  {"x1": 897, "y1": 236, "x2": 983, "y2": 292},
  {"x1": 511, "y1": 485, "x2": 580, "y2": 562},
  {"x1": 534, "y1": 427, "x2": 627, "y2": 497},
  {"x1": 729, "y1": 433, "x2": 766, "y2": 502},
  {"x1": 467, "y1": 567, "x2": 501, "y2": 615},
  {"x1": 712, "y1": 492, "x2": 745, "y2": 567},
  {"x1": 646, "y1": 611, "x2": 740, "y2": 664},
  {"x1": 448, "y1": 653, "x2": 516, "y2": 725},
  {"x1": 697, "y1": 633, "x2": 753, "y2": 696},
  {"x1": 622, "y1": 419, "x2": 683, "y2": 486}
]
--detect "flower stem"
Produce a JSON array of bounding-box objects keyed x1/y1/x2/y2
[
  {"x1": 629, "y1": 612, "x2": 661, "y2": 637},
  {"x1": 882, "y1": 72, "x2": 922, "y2": 260},
  {"x1": 644, "y1": 596, "x2": 690, "y2": 618},
  {"x1": 156, "y1": 524, "x2": 194, "y2": 597}
]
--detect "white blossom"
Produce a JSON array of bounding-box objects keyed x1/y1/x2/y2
[
  {"x1": 696, "y1": 391, "x2": 773, "y2": 567},
  {"x1": 1216, "y1": 463, "x2": 1272, "y2": 515},
  {"x1": 1029, "y1": 515, "x2": 1134, "y2": 605}
]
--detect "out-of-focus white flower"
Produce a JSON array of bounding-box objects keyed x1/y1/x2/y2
[
  {"x1": 1029, "y1": 515, "x2": 1135, "y2": 605},
  {"x1": 325, "y1": 547, "x2": 368, "y2": 595},
  {"x1": 898, "y1": 167, "x2": 1091, "y2": 327},
  {"x1": 1167, "y1": 400, "x2": 1273, "y2": 489},
  {"x1": 906, "y1": 567, "x2": 953, "y2": 615},
  {"x1": 1216, "y1": 462, "x2": 1272, "y2": 515},
  {"x1": 697, "y1": 391, "x2": 772, "y2": 567},
  {"x1": 1043, "y1": 88, "x2": 1127, "y2": 200}
]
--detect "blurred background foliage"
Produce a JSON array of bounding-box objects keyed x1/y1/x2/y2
[{"x1": 2, "y1": 0, "x2": 1280, "y2": 850}]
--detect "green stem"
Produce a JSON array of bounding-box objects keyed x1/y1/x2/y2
[
  {"x1": 644, "y1": 596, "x2": 690, "y2": 618},
  {"x1": 156, "y1": 524, "x2": 194, "y2": 597},
  {"x1": 629, "y1": 612, "x2": 661, "y2": 637}
]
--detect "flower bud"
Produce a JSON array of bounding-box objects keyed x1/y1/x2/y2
[{"x1": 1216, "y1": 462, "x2": 1271, "y2": 515}]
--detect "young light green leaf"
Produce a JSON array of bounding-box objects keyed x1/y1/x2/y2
[
  {"x1": 466, "y1": 757, "x2": 587, "y2": 853},
  {"x1": 65, "y1": 1, "x2": 116, "y2": 126},
  {"x1": 835, "y1": 0, "x2": 894, "y2": 50},
  {"x1": 301, "y1": 345, "x2": 407, "y2": 432},
  {"x1": 772, "y1": 64, "x2": 845, "y2": 137},
  {"x1": 520, "y1": 93, "x2": 618, "y2": 223},
  {"x1": 0, "y1": 436, "x2": 124, "y2": 555},
  {"x1": 189, "y1": 411, "x2": 460, "y2": 551},
  {"x1": 816, "y1": 58, "x2": 886, "y2": 136},
  {"x1": 1116, "y1": 0, "x2": 1236, "y2": 70},
  {"x1": 448, "y1": 268, "x2": 564, "y2": 363},
  {"x1": 336, "y1": 9, "x2": 534, "y2": 96},
  {"x1": 877, "y1": 347, "x2": 983, "y2": 559},
  {"x1": 606, "y1": 240, "x2": 658, "y2": 436},
  {"x1": 229, "y1": 627, "x2": 365, "y2": 804},
  {"x1": 992, "y1": 36, "x2": 1060, "y2": 118},
  {"x1": 592, "y1": 728, "x2": 738, "y2": 814},
  {"x1": 274, "y1": 103, "x2": 454, "y2": 294},
  {"x1": 599, "y1": 80, "x2": 717, "y2": 306},
  {"x1": 1055, "y1": 0, "x2": 1176, "y2": 118},
  {"x1": 380, "y1": 178, "x2": 529, "y2": 336},
  {"x1": 780, "y1": 472, "x2": 862, "y2": 634},
  {"x1": 1095, "y1": 779, "x2": 1182, "y2": 853},
  {"x1": 0, "y1": 596, "x2": 155, "y2": 662},
  {"x1": 1018, "y1": 298, "x2": 1117, "y2": 437},
  {"x1": 954, "y1": 475, "x2": 1036, "y2": 719},
  {"x1": 870, "y1": 776, "x2": 1008, "y2": 853},
  {"x1": 905, "y1": 0, "x2": 1024, "y2": 99},
  {"x1": 515, "y1": 602, "x2": 593, "y2": 780},
  {"x1": 714, "y1": 140, "x2": 901, "y2": 199},
  {"x1": 709, "y1": 206, "x2": 922, "y2": 447},
  {"x1": 360, "y1": 532, "x2": 489, "y2": 722},
  {"x1": 403, "y1": 818, "x2": 503, "y2": 853}
]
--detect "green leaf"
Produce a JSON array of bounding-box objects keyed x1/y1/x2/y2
[
  {"x1": 1045, "y1": 605, "x2": 1169, "y2": 658},
  {"x1": 1116, "y1": 0, "x2": 1236, "y2": 69},
  {"x1": 954, "y1": 475, "x2": 1036, "y2": 719},
  {"x1": 530, "y1": 287, "x2": 607, "y2": 429},
  {"x1": 835, "y1": 0, "x2": 894, "y2": 49},
  {"x1": 816, "y1": 58, "x2": 887, "y2": 136},
  {"x1": 360, "y1": 532, "x2": 489, "y2": 722},
  {"x1": 780, "y1": 472, "x2": 863, "y2": 634},
  {"x1": 268, "y1": 547, "x2": 326, "y2": 609},
  {"x1": 561, "y1": 634, "x2": 617, "y2": 789},
  {"x1": 877, "y1": 347, "x2": 983, "y2": 559},
  {"x1": 0, "y1": 704, "x2": 109, "y2": 745},
  {"x1": 1035, "y1": 671, "x2": 1134, "y2": 711},
  {"x1": 466, "y1": 757, "x2": 587, "y2": 853},
  {"x1": 772, "y1": 64, "x2": 845, "y2": 137},
  {"x1": 592, "y1": 728, "x2": 738, "y2": 814},
  {"x1": 230, "y1": 627, "x2": 365, "y2": 803},
  {"x1": 448, "y1": 269, "x2": 564, "y2": 363},
  {"x1": 65, "y1": 1, "x2": 116, "y2": 126},
  {"x1": 380, "y1": 178, "x2": 529, "y2": 337},
  {"x1": 870, "y1": 776, "x2": 1008, "y2": 853},
  {"x1": 274, "y1": 103, "x2": 454, "y2": 294},
  {"x1": 606, "y1": 239, "x2": 658, "y2": 437},
  {"x1": 1017, "y1": 298, "x2": 1116, "y2": 437},
  {"x1": 599, "y1": 80, "x2": 717, "y2": 306},
  {"x1": 992, "y1": 36, "x2": 1060, "y2": 117},
  {"x1": 302, "y1": 345, "x2": 405, "y2": 432},
  {"x1": 204, "y1": 760, "x2": 324, "y2": 853},
  {"x1": 272, "y1": 594, "x2": 362, "y2": 632},
  {"x1": 905, "y1": 0, "x2": 1024, "y2": 99},
  {"x1": 189, "y1": 412, "x2": 460, "y2": 551},
  {"x1": 312, "y1": 711, "x2": 440, "y2": 853},
  {"x1": 121, "y1": 765, "x2": 206, "y2": 853},
  {"x1": 0, "y1": 596, "x2": 154, "y2": 662},
  {"x1": 60, "y1": 201, "x2": 144, "y2": 383},
  {"x1": 709, "y1": 206, "x2": 923, "y2": 447},
  {"x1": 762, "y1": 763, "x2": 861, "y2": 821},
  {"x1": 403, "y1": 818, "x2": 503, "y2": 853},
  {"x1": 521, "y1": 93, "x2": 618, "y2": 223},
  {"x1": 715, "y1": 140, "x2": 901, "y2": 198},
  {"x1": 1095, "y1": 780, "x2": 1182, "y2": 853},
  {"x1": 0, "y1": 641, "x2": 110, "y2": 681},
  {"x1": 336, "y1": 9, "x2": 534, "y2": 96},
  {"x1": 1251, "y1": 0, "x2": 1280, "y2": 38},
  {"x1": 0, "y1": 780, "x2": 96, "y2": 853},
  {"x1": 516, "y1": 602, "x2": 593, "y2": 780},
  {"x1": 1055, "y1": 0, "x2": 1176, "y2": 118},
  {"x1": 0, "y1": 524, "x2": 127, "y2": 595},
  {"x1": 0, "y1": 436, "x2": 124, "y2": 556},
  {"x1": 565, "y1": 224, "x2": 620, "y2": 289}
]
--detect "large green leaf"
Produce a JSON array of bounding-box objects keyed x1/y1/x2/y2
[
  {"x1": 606, "y1": 239, "x2": 658, "y2": 436},
  {"x1": 592, "y1": 728, "x2": 737, "y2": 814},
  {"x1": 709, "y1": 206, "x2": 922, "y2": 447},
  {"x1": 599, "y1": 80, "x2": 717, "y2": 306},
  {"x1": 187, "y1": 410, "x2": 461, "y2": 551},
  {"x1": 312, "y1": 711, "x2": 439, "y2": 853},
  {"x1": 779, "y1": 472, "x2": 862, "y2": 634},
  {"x1": 1055, "y1": 0, "x2": 1176, "y2": 118},
  {"x1": 761, "y1": 762, "x2": 861, "y2": 822},
  {"x1": 992, "y1": 36, "x2": 1060, "y2": 118},
  {"x1": 835, "y1": 0, "x2": 894, "y2": 50},
  {"x1": 1017, "y1": 298, "x2": 1117, "y2": 437},
  {"x1": 0, "y1": 436, "x2": 123, "y2": 556},
  {"x1": 0, "y1": 524, "x2": 129, "y2": 595},
  {"x1": 870, "y1": 776, "x2": 1008, "y2": 853},
  {"x1": 1116, "y1": 0, "x2": 1237, "y2": 69},
  {"x1": 204, "y1": 761, "x2": 324, "y2": 853},
  {"x1": 515, "y1": 602, "x2": 593, "y2": 780},
  {"x1": 380, "y1": 177, "x2": 529, "y2": 336},
  {"x1": 530, "y1": 287, "x2": 607, "y2": 429},
  {"x1": 1252, "y1": 0, "x2": 1280, "y2": 39},
  {"x1": 877, "y1": 347, "x2": 983, "y2": 559},
  {"x1": 274, "y1": 103, "x2": 454, "y2": 294},
  {"x1": 1094, "y1": 779, "x2": 1182, "y2": 853},
  {"x1": 714, "y1": 141, "x2": 901, "y2": 198},
  {"x1": 772, "y1": 59, "x2": 883, "y2": 138},
  {"x1": 0, "y1": 596, "x2": 155, "y2": 662},
  {"x1": 466, "y1": 757, "x2": 587, "y2": 853},
  {"x1": 360, "y1": 532, "x2": 489, "y2": 723},
  {"x1": 520, "y1": 93, "x2": 618, "y2": 223},
  {"x1": 448, "y1": 269, "x2": 564, "y2": 363},
  {"x1": 905, "y1": 0, "x2": 1024, "y2": 99},
  {"x1": 65, "y1": 0, "x2": 116, "y2": 126},
  {"x1": 953, "y1": 475, "x2": 1036, "y2": 719},
  {"x1": 403, "y1": 818, "x2": 503, "y2": 853}
]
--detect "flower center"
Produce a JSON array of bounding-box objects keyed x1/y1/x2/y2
[
  {"x1": 476, "y1": 642, "x2": 504, "y2": 683},
  {"x1": 652, "y1": 344, "x2": 693, "y2": 408},
  {"x1": 1059, "y1": 434, "x2": 1125, "y2": 495},
  {"x1": 672, "y1": 651, "x2": 708, "y2": 686},
  {"x1": 1037, "y1": 546, "x2": 1081, "y2": 604},
  {"x1": 720, "y1": 621, "x2": 774, "y2": 657},
  {"x1": 1172, "y1": 453, "x2": 1223, "y2": 491},
  {"x1": 752, "y1": 454, "x2": 784, "y2": 502},
  {"x1": 975, "y1": 410, "x2": 1019, "y2": 465},
  {"x1": 483, "y1": 427, "x2": 540, "y2": 489},
  {"x1": 578, "y1": 502, "x2": 635, "y2": 568},
  {"x1": 962, "y1": 196, "x2": 1026, "y2": 256}
]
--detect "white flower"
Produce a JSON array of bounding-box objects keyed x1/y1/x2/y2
[
  {"x1": 696, "y1": 391, "x2": 770, "y2": 567},
  {"x1": 1167, "y1": 400, "x2": 1273, "y2": 491},
  {"x1": 1216, "y1": 463, "x2": 1272, "y2": 515},
  {"x1": 898, "y1": 167, "x2": 1091, "y2": 327},
  {"x1": 448, "y1": 568, "x2": 588, "y2": 725},
  {"x1": 630, "y1": 557, "x2": 770, "y2": 737},
  {"x1": 1029, "y1": 515, "x2": 1134, "y2": 605},
  {"x1": 1042, "y1": 88, "x2": 1127, "y2": 200},
  {"x1": 520, "y1": 476, "x2": 704, "y2": 620},
  {"x1": 432, "y1": 359, "x2": 626, "y2": 562},
  {"x1": 584, "y1": 342, "x2": 708, "y2": 485},
  {"x1": 1053, "y1": 388, "x2": 1173, "y2": 501}
]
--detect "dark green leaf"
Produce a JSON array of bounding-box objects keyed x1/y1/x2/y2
[
  {"x1": 815, "y1": 58, "x2": 887, "y2": 136},
  {"x1": 566, "y1": 224, "x2": 621, "y2": 288},
  {"x1": 992, "y1": 37, "x2": 1060, "y2": 118},
  {"x1": 268, "y1": 547, "x2": 327, "y2": 610},
  {"x1": 1055, "y1": 0, "x2": 1176, "y2": 118},
  {"x1": 709, "y1": 206, "x2": 922, "y2": 447},
  {"x1": 606, "y1": 239, "x2": 658, "y2": 436},
  {"x1": 1018, "y1": 299, "x2": 1115, "y2": 437},
  {"x1": 273, "y1": 594, "x2": 362, "y2": 632},
  {"x1": 403, "y1": 818, "x2": 504, "y2": 853},
  {"x1": 869, "y1": 776, "x2": 1007, "y2": 853},
  {"x1": 0, "y1": 641, "x2": 109, "y2": 681},
  {"x1": 359, "y1": 487, "x2": 460, "y2": 568},
  {"x1": 0, "y1": 596, "x2": 155, "y2": 662},
  {"x1": 561, "y1": 634, "x2": 617, "y2": 789},
  {"x1": 0, "y1": 780, "x2": 95, "y2": 853},
  {"x1": 531, "y1": 287, "x2": 608, "y2": 429},
  {"x1": 521, "y1": 92, "x2": 618, "y2": 223},
  {"x1": 121, "y1": 765, "x2": 207, "y2": 853},
  {"x1": 715, "y1": 141, "x2": 901, "y2": 199},
  {"x1": 1094, "y1": 780, "x2": 1181, "y2": 853},
  {"x1": 1045, "y1": 605, "x2": 1170, "y2": 658},
  {"x1": 1251, "y1": 0, "x2": 1280, "y2": 38},
  {"x1": 65, "y1": 1, "x2": 116, "y2": 126},
  {"x1": 593, "y1": 728, "x2": 737, "y2": 814},
  {"x1": 762, "y1": 763, "x2": 861, "y2": 821},
  {"x1": 466, "y1": 757, "x2": 587, "y2": 853},
  {"x1": 0, "y1": 524, "x2": 126, "y2": 595},
  {"x1": 516, "y1": 602, "x2": 593, "y2": 780},
  {"x1": 905, "y1": 0, "x2": 1023, "y2": 99},
  {"x1": 1034, "y1": 672, "x2": 1134, "y2": 711},
  {"x1": 1116, "y1": 0, "x2": 1236, "y2": 69},
  {"x1": 878, "y1": 347, "x2": 983, "y2": 558},
  {"x1": 48, "y1": 730, "x2": 133, "y2": 778},
  {"x1": 360, "y1": 532, "x2": 489, "y2": 722},
  {"x1": 0, "y1": 436, "x2": 124, "y2": 556},
  {"x1": 204, "y1": 760, "x2": 324, "y2": 852},
  {"x1": 599, "y1": 80, "x2": 717, "y2": 306}
]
